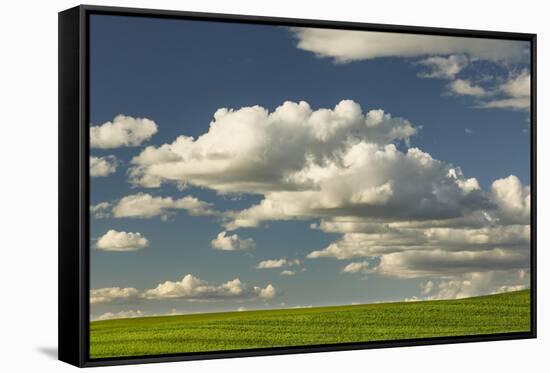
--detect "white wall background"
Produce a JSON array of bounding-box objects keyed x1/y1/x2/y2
[{"x1": 0, "y1": 0, "x2": 546, "y2": 370}]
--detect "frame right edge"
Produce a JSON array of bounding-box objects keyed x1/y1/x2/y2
[{"x1": 530, "y1": 33, "x2": 537, "y2": 339}]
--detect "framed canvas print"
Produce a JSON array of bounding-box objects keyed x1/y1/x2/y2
[{"x1": 58, "y1": 5, "x2": 537, "y2": 367}]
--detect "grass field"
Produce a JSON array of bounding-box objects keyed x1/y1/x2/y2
[{"x1": 90, "y1": 290, "x2": 530, "y2": 358}]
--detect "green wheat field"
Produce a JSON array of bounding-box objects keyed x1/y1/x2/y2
[{"x1": 90, "y1": 289, "x2": 530, "y2": 358}]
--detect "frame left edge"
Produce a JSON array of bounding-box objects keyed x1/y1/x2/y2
[{"x1": 59, "y1": 5, "x2": 86, "y2": 368}]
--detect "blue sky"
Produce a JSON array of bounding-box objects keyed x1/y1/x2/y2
[{"x1": 88, "y1": 14, "x2": 531, "y2": 320}]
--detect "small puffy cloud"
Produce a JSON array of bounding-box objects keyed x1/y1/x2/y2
[
  {"x1": 96, "y1": 229, "x2": 149, "y2": 251},
  {"x1": 280, "y1": 270, "x2": 296, "y2": 276},
  {"x1": 259, "y1": 284, "x2": 277, "y2": 300},
  {"x1": 479, "y1": 71, "x2": 530, "y2": 111},
  {"x1": 90, "y1": 287, "x2": 139, "y2": 304},
  {"x1": 500, "y1": 71, "x2": 530, "y2": 98},
  {"x1": 448, "y1": 79, "x2": 488, "y2": 97},
  {"x1": 90, "y1": 155, "x2": 118, "y2": 177},
  {"x1": 211, "y1": 231, "x2": 255, "y2": 251},
  {"x1": 292, "y1": 28, "x2": 527, "y2": 63},
  {"x1": 281, "y1": 268, "x2": 306, "y2": 276},
  {"x1": 142, "y1": 274, "x2": 276, "y2": 301},
  {"x1": 418, "y1": 55, "x2": 468, "y2": 79},
  {"x1": 256, "y1": 258, "x2": 300, "y2": 269},
  {"x1": 94, "y1": 309, "x2": 144, "y2": 321},
  {"x1": 342, "y1": 261, "x2": 370, "y2": 273},
  {"x1": 90, "y1": 115, "x2": 158, "y2": 149},
  {"x1": 129, "y1": 100, "x2": 417, "y2": 192},
  {"x1": 90, "y1": 202, "x2": 111, "y2": 218},
  {"x1": 112, "y1": 193, "x2": 217, "y2": 219},
  {"x1": 479, "y1": 97, "x2": 530, "y2": 110}
]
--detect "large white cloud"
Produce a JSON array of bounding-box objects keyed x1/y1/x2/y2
[
  {"x1": 291, "y1": 28, "x2": 528, "y2": 63},
  {"x1": 129, "y1": 100, "x2": 417, "y2": 192},
  {"x1": 111, "y1": 193, "x2": 217, "y2": 219},
  {"x1": 90, "y1": 287, "x2": 139, "y2": 304},
  {"x1": 96, "y1": 229, "x2": 149, "y2": 251},
  {"x1": 142, "y1": 274, "x2": 276, "y2": 301},
  {"x1": 90, "y1": 155, "x2": 118, "y2": 177},
  {"x1": 211, "y1": 231, "x2": 255, "y2": 251},
  {"x1": 225, "y1": 146, "x2": 491, "y2": 230},
  {"x1": 117, "y1": 99, "x2": 530, "y2": 302},
  {"x1": 90, "y1": 114, "x2": 158, "y2": 149}
]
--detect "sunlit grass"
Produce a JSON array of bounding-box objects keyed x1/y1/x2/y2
[{"x1": 90, "y1": 289, "x2": 530, "y2": 358}]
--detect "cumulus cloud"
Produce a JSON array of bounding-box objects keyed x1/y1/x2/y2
[
  {"x1": 142, "y1": 274, "x2": 276, "y2": 301},
  {"x1": 448, "y1": 79, "x2": 488, "y2": 97},
  {"x1": 342, "y1": 261, "x2": 370, "y2": 273},
  {"x1": 491, "y1": 175, "x2": 531, "y2": 224},
  {"x1": 307, "y1": 224, "x2": 529, "y2": 260},
  {"x1": 112, "y1": 98, "x2": 530, "y2": 301},
  {"x1": 480, "y1": 71, "x2": 531, "y2": 110},
  {"x1": 259, "y1": 284, "x2": 277, "y2": 300},
  {"x1": 225, "y1": 146, "x2": 491, "y2": 230},
  {"x1": 256, "y1": 258, "x2": 301, "y2": 269},
  {"x1": 96, "y1": 229, "x2": 149, "y2": 251},
  {"x1": 418, "y1": 55, "x2": 469, "y2": 79},
  {"x1": 90, "y1": 287, "x2": 139, "y2": 304},
  {"x1": 94, "y1": 309, "x2": 144, "y2": 321},
  {"x1": 112, "y1": 193, "x2": 217, "y2": 219},
  {"x1": 480, "y1": 97, "x2": 530, "y2": 110},
  {"x1": 90, "y1": 202, "x2": 111, "y2": 218},
  {"x1": 422, "y1": 270, "x2": 529, "y2": 300},
  {"x1": 90, "y1": 114, "x2": 158, "y2": 149},
  {"x1": 500, "y1": 71, "x2": 530, "y2": 98},
  {"x1": 280, "y1": 270, "x2": 297, "y2": 276},
  {"x1": 291, "y1": 28, "x2": 527, "y2": 63},
  {"x1": 376, "y1": 248, "x2": 528, "y2": 279},
  {"x1": 129, "y1": 100, "x2": 417, "y2": 191},
  {"x1": 292, "y1": 28, "x2": 530, "y2": 112},
  {"x1": 420, "y1": 280, "x2": 434, "y2": 295},
  {"x1": 211, "y1": 231, "x2": 255, "y2": 251},
  {"x1": 90, "y1": 155, "x2": 118, "y2": 177}
]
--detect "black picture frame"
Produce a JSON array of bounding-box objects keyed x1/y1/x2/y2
[{"x1": 59, "y1": 4, "x2": 537, "y2": 367}]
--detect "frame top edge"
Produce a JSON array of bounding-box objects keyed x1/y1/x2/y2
[{"x1": 72, "y1": 4, "x2": 535, "y2": 40}]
